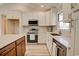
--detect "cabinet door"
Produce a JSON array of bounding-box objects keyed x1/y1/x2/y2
[
  {"x1": 17, "y1": 44, "x2": 22, "y2": 56},
  {"x1": 46, "y1": 33, "x2": 53, "y2": 55},
  {"x1": 0, "y1": 42, "x2": 16, "y2": 56},
  {"x1": 51, "y1": 9, "x2": 57, "y2": 25},
  {"x1": 5, "y1": 49, "x2": 16, "y2": 56},
  {"x1": 21, "y1": 41, "x2": 26, "y2": 56},
  {"x1": 45, "y1": 11, "x2": 51, "y2": 26},
  {"x1": 32, "y1": 12, "x2": 39, "y2": 19},
  {"x1": 0, "y1": 48, "x2": 16, "y2": 56},
  {"x1": 39, "y1": 13, "x2": 46, "y2": 26},
  {"x1": 16, "y1": 36, "x2": 26, "y2": 56},
  {"x1": 22, "y1": 13, "x2": 28, "y2": 26}
]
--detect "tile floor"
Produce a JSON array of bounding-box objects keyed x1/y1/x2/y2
[{"x1": 25, "y1": 44, "x2": 50, "y2": 56}]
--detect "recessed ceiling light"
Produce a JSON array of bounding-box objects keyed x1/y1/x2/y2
[{"x1": 41, "y1": 5, "x2": 44, "y2": 7}]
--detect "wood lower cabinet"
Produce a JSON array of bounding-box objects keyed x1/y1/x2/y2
[
  {"x1": 16, "y1": 37, "x2": 26, "y2": 56},
  {"x1": 17, "y1": 44, "x2": 22, "y2": 56},
  {"x1": 21, "y1": 40, "x2": 26, "y2": 56},
  {"x1": 0, "y1": 36, "x2": 26, "y2": 56},
  {"x1": 5, "y1": 49, "x2": 16, "y2": 56},
  {"x1": 0, "y1": 42, "x2": 16, "y2": 56}
]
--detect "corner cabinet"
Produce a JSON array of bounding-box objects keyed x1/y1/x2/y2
[{"x1": 0, "y1": 36, "x2": 26, "y2": 56}]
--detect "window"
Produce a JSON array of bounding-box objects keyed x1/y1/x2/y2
[{"x1": 58, "y1": 13, "x2": 70, "y2": 30}]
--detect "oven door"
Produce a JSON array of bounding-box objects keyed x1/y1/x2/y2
[{"x1": 27, "y1": 34, "x2": 38, "y2": 43}]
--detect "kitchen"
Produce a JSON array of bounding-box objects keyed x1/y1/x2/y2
[{"x1": 0, "y1": 3, "x2": 79, "y2": 56}]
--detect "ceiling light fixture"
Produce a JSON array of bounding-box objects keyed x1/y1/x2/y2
[{"x1": 41, "y1": 5, "x2": 44, "y2": 7}]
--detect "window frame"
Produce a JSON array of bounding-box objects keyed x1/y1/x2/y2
[{"x1": 58, "y1": 12, "x2": 70, "y2": 30}]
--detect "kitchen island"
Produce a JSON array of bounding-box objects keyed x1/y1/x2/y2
[{"x1": 0, "y1": 34, "x2": 26, "y2": 56}]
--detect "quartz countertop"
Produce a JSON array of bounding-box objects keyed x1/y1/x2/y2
[
  {"x1": 0, "y1": 34, "x2": 25, "y2": 49},
  {"x1": 47, "y1": 32, "x2": 70, "y2": 48}
]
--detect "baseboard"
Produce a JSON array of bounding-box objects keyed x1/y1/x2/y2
[
  {"x1": 37, "y1": 43, "x2": 46, "y2": 45},
  {"x1": 27, "y1": 43, "x2": 46, "y2": 45}
]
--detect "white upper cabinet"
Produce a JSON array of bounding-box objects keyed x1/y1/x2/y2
[
  {"x1": 32, "y1": 12, "x2": 39, "y2": 20},
  {"x1": 22, "y1": 9, "x2": 57, "y2": 26},
  {"x1": 45, "y1": 11, "x2": 51, "y2": 26},
  {"x1": 39, "y1": 12, "x2": 46, "y2": 26},
  {"x1": 22, "y1": 13, "x2": 28, "y2": 26},
  {"x1": 62, "y1": 3, "x2": 71, "y2": 22},
  {"x1": 50, "y1": 8, "x2": 57, "y2": 25},
  {"x1": 45, "y1": 8, "x2": 57, "y2": 26},
  {"x1": 22, "y1": 12, "x2": 39, "y2": 26},
  {"x1": 22, "y1": 12, "x2": 46, "y2": 26}
]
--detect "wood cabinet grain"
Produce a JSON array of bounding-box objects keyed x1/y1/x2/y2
[
  {"x1": 21, "y1": 41, "x2": 26, "y2": 56},
  {"x1": 16, "y1": 43, "x2": 22, "y2": 56},
  {"x1": 0, "y1": 36, "x2": 26, "y2": 56},
  {"x1": 5, "y1": 49, "x2": 16, "y2": 56},
  {"x1": 0, "y1": 42, "x2": 16, "y2": 56},
  {"x1": 16, "y1": 36, "x2": 26, "y2": 56}
]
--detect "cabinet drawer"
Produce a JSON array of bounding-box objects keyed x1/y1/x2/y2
[
  {"x1": 16, "y1": 36, "x2": 25, "y2": 45},
  {"x1": 0, "y1": 42, "x2": 15, "y2": 55},
  {"x1": 1, "y1": 48, "x2": 16, "y2": 56}
]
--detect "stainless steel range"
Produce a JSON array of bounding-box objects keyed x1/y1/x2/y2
[{"x1": 27, "y1": 26, "x2": 38, "y2": 43}]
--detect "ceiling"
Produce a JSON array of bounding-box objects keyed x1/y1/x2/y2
[
  {"x1": 23, "y1": 3, "x2": 58, "y2": 11},
  {"x1": 0, "y1": 3, "x2": 61, "y2": 12}
]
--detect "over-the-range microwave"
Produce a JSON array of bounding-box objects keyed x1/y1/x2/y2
[{"x1": 28, "y1": 20, "x2": 38, "y2": 26}]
